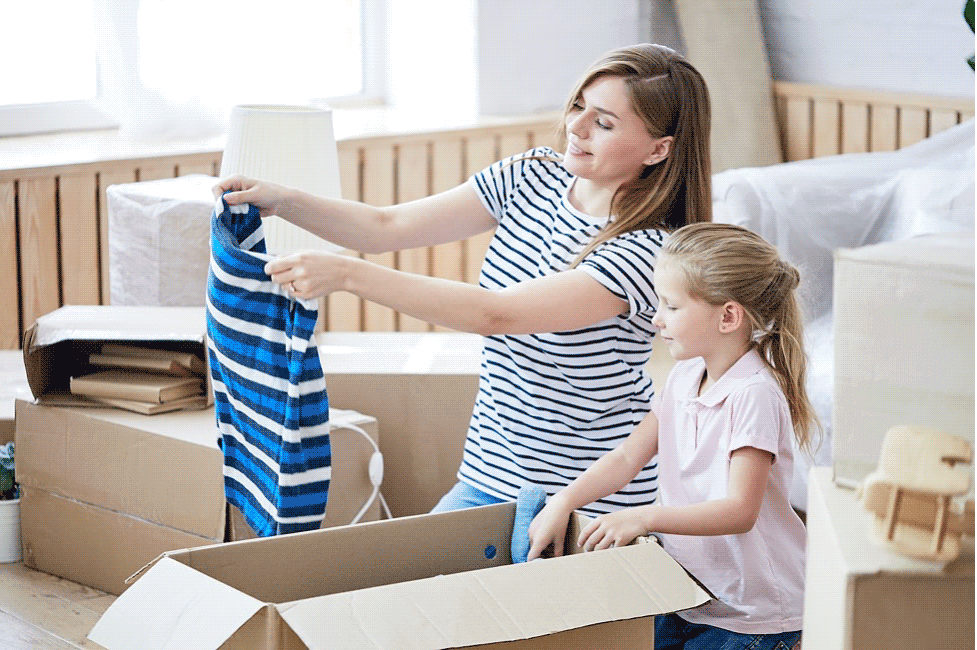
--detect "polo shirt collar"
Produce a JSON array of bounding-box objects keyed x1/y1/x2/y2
[{"x1": 690, "y1": 349, "x2": 768, "y2": 408}]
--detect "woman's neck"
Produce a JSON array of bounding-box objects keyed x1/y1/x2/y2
[{"x1": 568, "y1": 177, "x2": 616, "y2": 219}]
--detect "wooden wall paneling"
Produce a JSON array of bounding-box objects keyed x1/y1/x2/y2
[
  {"x1": 395, "y1": 140, "x2": 434, "y2": 332},
  {"x1": 811, "y1": 98, "x2": 841, "y2": 158},
  {"x1": 0, "y1": 182, "x2": 19, "y2": 348},
  {"x1": 782, "y1": 96, "x2": 811, "y2": 161},
  {"x1": 175, "y1": 158, "x2": 218, "y2": 177},
  {"x1": 98, "y1": 167, "x2": 138, "y2": 304},
  {"x1": 57, "y1": 172, "x2": 100, "y2": 306},
  {"x1": 528, "y1": 119, "x2": 561, "y2": 151},
  {"x1": 929, "y1": 109, "x2": 961, "y2": 135},
  {"x1": 498, "y1": 131, "x2": 531, "y2": 160},
  {"x1": 462, "y1": 134, "x2": 499, "y2": 285},
  {"x1": 18, "y1": 177, "x2": 60, "y2": 333},
  {"x1": 326, "y1": 144, "x2": 364, "y2": 332},
  {"x1": 430, "y1": 137, "x2": 467, "y2": 333},
  {"x1": 135, "y1": 161, "x2": 177, "y2": 182},
  {"x1": 840, "y1": 102, "x2": 870, "y2": 154},
  {"x1": 898, "y1": 106, "x2": 930, "y2": 149},
  {"x1": 360, "y1": 144, "x2": 397, "y2": 332},
  {"x1": 869, "y1": 104, "x2": 898, "y2": 152}
]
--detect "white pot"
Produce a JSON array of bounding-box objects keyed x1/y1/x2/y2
[{"x1": 0, "y1": 497, "x2": 21, "y2": 563}]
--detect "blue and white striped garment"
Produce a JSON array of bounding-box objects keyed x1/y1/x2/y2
[{"x1": 206, "y1": 194, "x2": 331, "y2": 536}]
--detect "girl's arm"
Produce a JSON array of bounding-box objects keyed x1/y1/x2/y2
[
  {"x1": 217, "y1": 176, "x2": 498, "y2": 253},
  {"x1": 526, "y1": 411, "x2": 660, "y2": 560},
  {"x1": 577, "y1": 446, "x2": 773, "y2": 552},
  {"x1": 267, "y1": 252, "x2": 629, "y2": 335}
]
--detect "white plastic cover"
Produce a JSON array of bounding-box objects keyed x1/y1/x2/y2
[
  {"x1": 108, "y1": 175, "x2": 216, "y2": 307},
  {"x1": 712, "y1": 119, "x2": 976, "y2": 509}
]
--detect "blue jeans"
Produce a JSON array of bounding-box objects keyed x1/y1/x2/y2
[
  {"x1": 655, "y1": 613, "x2": 801, "y2": 650},
  {"x1": 430, "y1": 481, "x2": 504, "y2": 513}
]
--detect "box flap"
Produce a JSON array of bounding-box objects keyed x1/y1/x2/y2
[
  {"x1": 88, "y1": 557, "x2": 265, "y2": 650},
  {"x1": 31, "y1": 305, "x2": 207, "y2": 347},
  {"x1": 278, "y1": 542, "x2": 710, "y2": 650}
]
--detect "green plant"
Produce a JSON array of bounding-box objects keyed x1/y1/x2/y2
[
  {"x1": 967, "y1": 0, "x2": 975, "y2": 70},
  {"x1": 0, "y1": 442, "x2": 16, "y2": 500}
]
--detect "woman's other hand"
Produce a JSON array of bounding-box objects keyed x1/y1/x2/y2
[
  {"x1": 264, "y1": 250, "x2": 350, "y2": 299},
  {"x1": 214, "y1": 175, "x2": 292, "y2": 219}
]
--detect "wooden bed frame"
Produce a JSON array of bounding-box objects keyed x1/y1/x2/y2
[{"x1": 0, "y1": 82, "x2": 972, "y2": 349}]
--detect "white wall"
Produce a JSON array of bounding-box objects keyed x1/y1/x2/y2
[{"x1": 467, "y1": 0, "x2": 974, "y2": 117}]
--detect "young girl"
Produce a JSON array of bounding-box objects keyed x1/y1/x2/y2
[
  {"x1": 528, "y1": 223, "x2": 813, "y2": 649},
  {"x1": 214, "y1": 44, "x2": 712, "y2": 516}
]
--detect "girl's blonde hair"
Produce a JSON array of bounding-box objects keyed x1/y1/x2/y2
[
  {"x1": 662, "y1": 223, "x2": 821, "y2": 453},
  {"x1": 564, "y1": 44, "x2": 712, "y2": 266}
]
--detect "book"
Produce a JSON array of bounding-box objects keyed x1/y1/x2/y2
[
  {"x1": 98, "y1": 343, "x2": 205, "y2": 375},
  {"x1": 88, "y1": 353, "x2": 193, "y2": 376},
  {"x1": 86, "y1": 394, "x2": 209, "y2": 415},
  {"x1": 70, "y1": 370, "x2": 203, "y2": 404}
]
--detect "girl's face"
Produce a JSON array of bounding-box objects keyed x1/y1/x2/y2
[
  {"x1": 651, "y1": 257, "x2": 725, "y2": 362},
  {"x1": 563, "y1": 75, "x2": 671, "y2": 192}
]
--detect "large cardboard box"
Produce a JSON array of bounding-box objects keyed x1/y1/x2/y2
[
  {"x1": 802, "y1": 467, "x2": 974, "y2": 648},
  {"x1": 832, "y1": 234, "x2": 975, "y2": 486},
  {"x1": 317, "y1": 332, "x2": 482, "y2": 517},
  {"x1": 90, "y1": 502, "x2": 711, "y2": 649},
  {"x1": 16, "y1": 400, "x2": 380, "y2": 595}
]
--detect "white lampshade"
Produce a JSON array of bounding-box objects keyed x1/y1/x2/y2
[{"x1": 220, "y1": 104, "x2": 343, "y2": 254}]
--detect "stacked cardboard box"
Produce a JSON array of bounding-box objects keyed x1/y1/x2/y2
[
  {"x1": 17, "y1": 306, "x2": 382, "y2": 594},
  {"x1": 802, "y1": 467, "x2": 974, "y2": 648},
  {"x1": 832, "y1": 234, "x2": 975, "y2": 487}
]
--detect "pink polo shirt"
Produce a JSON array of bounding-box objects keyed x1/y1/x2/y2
[{"x1": 652, "y1": 349, "x2": 806, "y2": 634}]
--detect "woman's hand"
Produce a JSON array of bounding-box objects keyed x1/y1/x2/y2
[
  {"x1": 264, "y1": 250, "x2": 350, "y2": 299},
  {"x1": 527, "y1": 495, "x2": 574, "y2": 560},
  {"x1": 577, "y1": 507, "x2": 651, "y2": 552},
  {"x1": 213, "y1": 175, "x2": 294, "y2": 220}
]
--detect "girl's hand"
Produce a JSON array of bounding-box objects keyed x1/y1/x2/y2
[
  {"x1": 527, "y1": 497, "x2": 574, "y2": 560},
  {"x1": 213, "y1": 175, "x2": 293, "y2": 219},
  {"x1": 264, "y1": 251, "x2": 350, "y2": 299},
  {"x1": 578, "y1": 507, "x2": 650, "y2": 552}
]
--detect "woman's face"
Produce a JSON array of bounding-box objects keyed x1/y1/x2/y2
[{"x1": 563, "y1": 75, "x2": 671, "y2": 192}]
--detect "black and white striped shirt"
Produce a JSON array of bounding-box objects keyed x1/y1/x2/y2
[{"x1": 462, "y1": 147, "x2": 665, "y2": 514}]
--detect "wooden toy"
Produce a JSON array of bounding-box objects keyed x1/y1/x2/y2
[{"x1": 860, "y1": 425, "x2": 975, "y2": 562}]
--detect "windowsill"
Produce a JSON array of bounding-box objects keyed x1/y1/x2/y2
[{"x1": 0, "y1": 107, "x2": 562, "y2": 174}]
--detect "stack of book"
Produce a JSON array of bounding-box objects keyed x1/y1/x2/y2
[{"x1": 69, "y1": 344, "x2": 208, "y2": 415}]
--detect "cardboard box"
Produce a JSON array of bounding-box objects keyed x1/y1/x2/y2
[
  {"x1": 317, "y1": 332, "x2": 482, "y2": 517},
  {"x1": 833, "y1": 234, "x2": 975, "y2": 486},
  {"x1": 0, "y1": 350, "x2": 31, "y2": 445},
  {"x1": 16, "y1": 400, "x2": 380, "y2": 595},
  {"x1": 89, "y1": 502, "x2": 711, "y2": 649},
  {"x1": 802, "y1": 467, "x2": 974, "y2": 648},
  {"x1": 22, "y1": 305, "x2": 214, "y2": 408}
]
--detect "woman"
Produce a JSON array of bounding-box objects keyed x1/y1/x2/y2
[{"x1": 214, "y1": 43, "x2": 712, "y2": 515}]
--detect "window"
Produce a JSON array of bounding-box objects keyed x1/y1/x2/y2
[{"x1": 0, "y1": 0, "x2": 379, "y2": 137}]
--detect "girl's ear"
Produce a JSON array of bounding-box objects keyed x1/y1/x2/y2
[
  {"x1": 718, "y1": 301, "x2": 746, "y2": 334},
  {"x1": 643, "y1": 136, "x2": 674, "y2": 166}
]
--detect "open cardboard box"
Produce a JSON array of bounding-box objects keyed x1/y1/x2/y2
[
  {"x1": 22, "y1": 305, "x2": 213, "y2": 408},
  {"x1": 90, "y1": 502, "x2": 710, "y2": 649}
]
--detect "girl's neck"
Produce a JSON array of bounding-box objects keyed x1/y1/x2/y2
[
  {"x1": 698, "y1": 341, "x2": 752, "y2": 396},
  {"x1": 568, "y1": 177, "x2": 616, "y2": 219}
]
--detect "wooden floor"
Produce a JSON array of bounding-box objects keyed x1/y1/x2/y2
[{"x1": 0, "y1": 561, "x2": 115, "y2": 649}]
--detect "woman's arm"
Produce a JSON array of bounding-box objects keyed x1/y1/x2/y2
[
  {"x1": 526, "y1": 411, "x2": 660, "y2": 559},
  {"x1": 577, "y1": 446, "x2": 773, "y2": 551},
  {"x1": 216, "y1": 176, "x2": 497, "y2": 253},
  {"x1": 268, "y1": 252, "x2": 629, "y2": 335}
]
